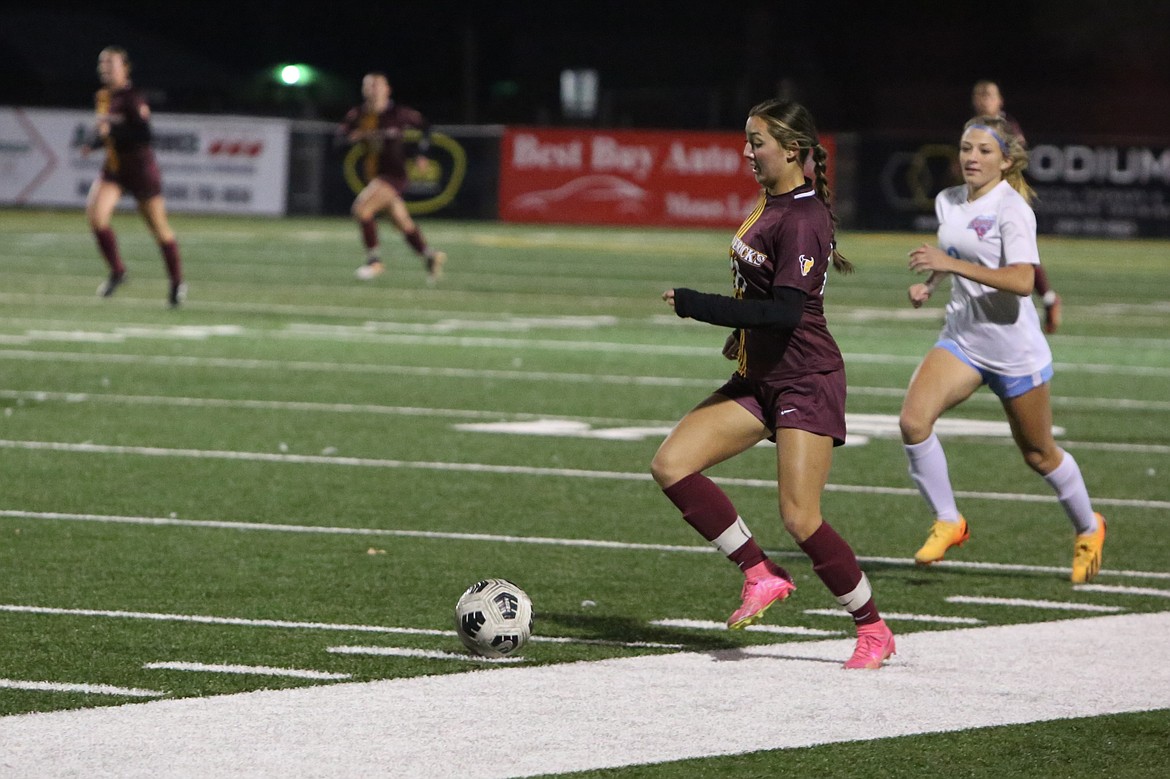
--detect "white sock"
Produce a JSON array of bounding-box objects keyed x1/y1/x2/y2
[
  {"x1": 1043, "y1": 450, "x2": 1098, "y2": 534},
  {"x1": 904, "y1": 433, "x2": 961, "y2": 522}
]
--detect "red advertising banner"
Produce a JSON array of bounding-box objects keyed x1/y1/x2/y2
[{"x1": 499, "y1": 127, "x2": 835, "y2": 228}]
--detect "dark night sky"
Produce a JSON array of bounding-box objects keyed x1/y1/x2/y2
[{"x1": 2, "y1": 1, "x2": 1169, "y2": 137}]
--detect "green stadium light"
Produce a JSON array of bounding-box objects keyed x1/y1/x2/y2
[{"x1": 275, "y1": 64, "x2": 317, "y2": 86}]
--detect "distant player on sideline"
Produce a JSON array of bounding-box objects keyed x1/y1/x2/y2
[
  {"x1": 901, "y1": 114, "x2": 1105, "y2": 583},
  {"x1": 971, "y1": 79, "x2": 1061, "y2": 332},
  {"x1": 339, "y1": 72, "x2": 446, "y2": 284},
  {"x1": 84, "y1": 46, "x2": 186, "y2": 307},
  {"x1": 653, "y1": 99, "x2": 895, "y2": 670}
]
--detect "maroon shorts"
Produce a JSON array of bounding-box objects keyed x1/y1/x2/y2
[
  {"x1": 716, "y1": 369, "x2": 848, "y2": 447},
  {"x1": 375, "y1": 173, "x2": 408, "y2": 195},
  {"x1": 102, "y1": 152, "x2": 162, "y2": 201}
]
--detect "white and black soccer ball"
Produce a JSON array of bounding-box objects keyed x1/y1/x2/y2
[{"x1": 454, "y1": 578, "x2": 534, "y2": 658}]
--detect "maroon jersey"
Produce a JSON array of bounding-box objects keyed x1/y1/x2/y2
[
  {"x1": 729, "y1": 181, "x2": 844, "y2": 382},
  {"x1": 95, "y1": 84, "x2": 161, "y2": 199},
  {"x1": 339, "y1": 101, "x2": 428, "y2": 186}
]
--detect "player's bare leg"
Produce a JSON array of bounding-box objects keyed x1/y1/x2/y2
[
  {"x1": 776, "y1": 428, "x2": 894, "y2": 667},
  {"x1": 901, "y1": 348, "x2": 982, "y2": 562},
  {"x1": 385, "y1": 186, "x2": 445, "y2": 284},
  {"x1": 653, "y1": 396, "x2": 794, "y2": 628},
  {"x1": 87, "y1": 180, "x2": 127, "y2": 296},
  {"x1": 352, "y1": 180, "x2": 394, "y2": 279},
  {"x1": 1002, "y1": 384, "x2": 1104, "y2": 580}
]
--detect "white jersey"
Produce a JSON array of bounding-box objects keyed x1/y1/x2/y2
[{"x1": 934, "y1": 180, "x2": 1052, "y2": 376}]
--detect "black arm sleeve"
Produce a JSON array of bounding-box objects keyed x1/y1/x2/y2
[{"x1": 673, "y1": 286, "x2": 806, "y2": 330}]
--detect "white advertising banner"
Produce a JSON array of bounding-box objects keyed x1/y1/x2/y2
[{"x1": 0, "y1": 107, "x2": 290, "y2": 215}]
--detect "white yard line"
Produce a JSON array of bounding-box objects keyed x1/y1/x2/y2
[
  {"x1": 4, "y1": 509, "x2": 1170, "y2": 581},
  {"x1": 0, "y1": 389, "x2": 673, "y2": 428},
  {"x1": 0, "y1": 679, "x2": 164, "y2": 698},
  {"x1": 142, "y1": 662, "x2": 350, "y2": 680},
  {"x1": 0, "y1": 604, "x2": 450, "y2": 635},
  {"x1": 0, "y1": 349, "x2": 715, "y2": 387},
  {"x1": 1074, "y1": 583, "x2": 1170, "y2": 598},
  {"x1": 3, "y1": 346, "x2": 1170, "y2": 386},
  {"x1": 861, "y1": 554, "x2": 1170, "y2": 580},
  {"x1": 946, "y1": 596, "x2": 1124, "y2": 612},
  {"x1": 650, "y1": 619, "x2": 842, "y2": 636},
  {"x1": 2, "y1": 438, "x2": 1168, "y2": 511},
  {"x1": 802, "y1": 609, "x2": 983, "y2": 625},
  {"x1": 3, "y1": 292, "x2": 1170, "y2": 341},
  {"x1": 0, "y1": 604, "x2": 682, "y2": 651},
  {"x1": 6, "y1": 388, "x2": 1170, "y2": 450},
  {"x1": 1, "y1": 612, "x2": 1167, "y2": 777},
  {"x1": 326, "y1": 646, "x2": 525, "y2": 663}
]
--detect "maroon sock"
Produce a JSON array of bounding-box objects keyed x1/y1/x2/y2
[
  {"x1": 359, "y1": 219, "x2": 378, "y2": 252},
  {"x1": 404, "y1": 227, "x2": 428, "y2": 256},
  {"x1": 1033, "y1": 264, "x2": 1051, "y2": 296},
  {"x1": 729, "y1": 539, "x2": 768, "y2": 572},
  {"x1": 160, "y1": 240, "x2": 182, "y2": 284},
  {"x1": 93, "y1": 227, "x2": 125, "y2": 274},
  {"x1": 798, "y1": 521, "x2": 880, "y2": 625},
  {"x1": 663, "y1": 473, "x2": 768, "y2": 572}
]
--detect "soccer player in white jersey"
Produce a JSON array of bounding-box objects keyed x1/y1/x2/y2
[
  {"x1": 971, "y1": 79, "x2": 1063, "y2": 332},
  {"x1": 898, "y1": 114, "x2": 1105, "y2": 583}
]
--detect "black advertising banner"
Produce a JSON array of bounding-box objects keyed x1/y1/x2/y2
[
  {"x1": 321, "y1": 127, "x2": 501, "y2": 219},
  {"x1": 854, "y1": 136, "x2": 961, "y2": 232},
  {"x1": 856, "y1": 135, "x2": 1170, "y2": 237},
  {"x1": 1027, "y1": 142, "x2": 1170, "y2": 237}
]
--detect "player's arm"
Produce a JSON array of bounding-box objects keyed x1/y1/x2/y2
[
  {"x1": 408, "y1": 110, "x2": 433, "y2": 170},
  {"x1": 337, "y1": 111, "x2": 365, "y2": 144},
  {"x1": 83, "y1": 126, "x2": 106, "y2": 154},
  {"x1": 664, "y1": 286, "x2": 806, "y2": 330},
  {"x1": 89, "y1": 89, "x2": 111, "y2": 148},
  {"x1": 908, "y1": 270, "x2": 948, "y2": 308},
  {"x1": 908, "y1": 244, "x2": 1033, "y2": 296}
]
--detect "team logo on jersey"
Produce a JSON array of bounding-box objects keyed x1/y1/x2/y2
[
  {"x1": 798, "y1": 254, "x2": 815, "y2": 276},
  {"x1": 967, "y1": 215, "x2": 996, "y2": 239},
  {"x1": 731, "y1": 236, "x2": 768, "y2": 267}
]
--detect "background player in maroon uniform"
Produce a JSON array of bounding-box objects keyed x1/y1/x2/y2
[
  {"x1": 971, "y1": 79, "x2": 1061, "y2": 332},
  {"x1": 84, "y1": 46, "x2": 186, "y2": 307},
  {"x1": 652, "y1": 99, "x2": 895, "y2": 669},
  {"x1": 340, "y1": 72, "x2": 446, "y2": 284}
]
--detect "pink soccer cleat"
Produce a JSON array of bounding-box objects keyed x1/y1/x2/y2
[
  {"x1": 845, "y1": 618, "x2": 896, "y2": 669},
  {"x1": 727, "y1": 568, "x2": 795, "y2": 630}
]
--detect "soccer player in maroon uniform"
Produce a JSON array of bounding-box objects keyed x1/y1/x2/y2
[
  {"x1": 84, "y1": 46, "x2": 186, "y2": 307},
  {"x1": 653, "y1": 99, "x2": 895, "y2": 669},
  {"x1": 971, "y1": 80, "x2": 1062, "y2": 332},
  {"x1": 339, "y1": 72, "x2": 446, "y2": 284}
]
